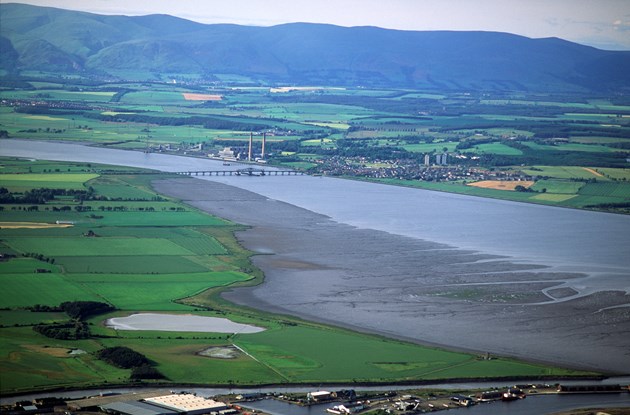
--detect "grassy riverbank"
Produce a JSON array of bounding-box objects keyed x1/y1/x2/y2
[{"x1": 0, "y1": 157, "x2": 597, "y2": 394}]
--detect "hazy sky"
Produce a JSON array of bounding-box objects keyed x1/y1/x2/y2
[{"x1": 7, "y1": 0, "x2": 630, "y2": 50}]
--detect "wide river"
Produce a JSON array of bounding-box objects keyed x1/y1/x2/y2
[{"x1": 2, "y1": 140, "x2": 630, "y2": 374}]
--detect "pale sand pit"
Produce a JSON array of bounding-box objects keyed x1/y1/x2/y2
[
  {"x1": 197, "y1": 346, "x2": 242, "y2": 359},
  {"x1": 182, "y1": 93, "x2": 222, "y2": 101},
  {"x1": 583, "y1": 167, "x2": 604, "y2": 177},
  {"x1": 0, "y1": 222, "x2": 73, "y2": 229},
  {"x1": 467, "y1": 180, "x2": 535, "y2": 190},
  {"x1": 105, "y1": 313, "x2": 265, "y2": 334}
]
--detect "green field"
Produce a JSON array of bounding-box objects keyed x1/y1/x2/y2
[
  {"x1": 0, "y1": 173, "x2": 99, "y2": 190},
  {"x1": 6, "y1": 237, "x2": 198, "y2": 256},
  {"x1": 521, "y1": 166, "x2": 607, "y2": 180},
  {"x1": 469, "y1": 142, "x2": 524, "y2": 155},
  {"x1": 530, "y1": 180, "x2": 585, "y2": 194}
]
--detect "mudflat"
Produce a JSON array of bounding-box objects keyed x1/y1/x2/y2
[{"x1": 153, "y1": 178, "x2": 630, "y2": 374}]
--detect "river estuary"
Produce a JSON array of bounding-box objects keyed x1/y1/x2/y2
[{"x1": 2, "y1": 140, "x2": 630, "y2": 376}]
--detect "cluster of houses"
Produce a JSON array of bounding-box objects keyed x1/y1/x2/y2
[{"x1": 316, "y1": 155, "x2": 533, "y2": 183}]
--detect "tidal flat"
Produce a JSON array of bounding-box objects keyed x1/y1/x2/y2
[{"x1": 153, "y1": 178, "x2": 630, "y2": 375}]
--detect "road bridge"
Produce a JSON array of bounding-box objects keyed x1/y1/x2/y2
[
  {"x1": 98, "y1": 167, "x2": 304, "y2": 176},
  {"x1": 175, "y1": 167, "x2": 303, "y2": 176}
]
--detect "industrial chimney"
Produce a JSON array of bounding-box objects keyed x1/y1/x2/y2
[{"x1": 248, "y1": 132, "x2": 253, "y2": 161}]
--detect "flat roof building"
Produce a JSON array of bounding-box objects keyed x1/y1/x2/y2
[
  {"x1": 101, "y1": 401, "x2": 178, "y2": 415},
  {"x1": 144, "y1": 394, "x2": 228, "y2": 415}
]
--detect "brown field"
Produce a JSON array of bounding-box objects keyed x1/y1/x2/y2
[
  {"x1": 182, "y1": 93, "x2": 222, "y2": 101},
  {"x1": 582, "y1": 167, "x2": 604, "y2": 177},
  {"x1": 0, "y1": 222, "x2": 73, "y2": 229},
  {"x1": 467, "y1": 180, "x2": 535, "y2": 191},
  {"x1": 23, "y1": 345, "x2": 73, "y2": 357}
]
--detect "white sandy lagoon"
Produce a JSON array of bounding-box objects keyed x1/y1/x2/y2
[{"x1": 105, "y1": 313, "x2": 265, "y2": 334}]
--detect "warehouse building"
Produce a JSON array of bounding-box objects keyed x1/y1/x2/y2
[{"x1": 100, "y1": 393, "x2": 229, "y2": 415}]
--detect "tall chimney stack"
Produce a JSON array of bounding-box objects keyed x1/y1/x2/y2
[
  {"x1": 248, "y1": 132, "x2": 253, "y2": 161},
  {"x1": 261, "y1": 132, "x2": 266, "y2": 160}
]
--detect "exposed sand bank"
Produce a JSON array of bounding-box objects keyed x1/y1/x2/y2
[{"x1": 153, "y1": 178, "x2": 630, "y2": 374}]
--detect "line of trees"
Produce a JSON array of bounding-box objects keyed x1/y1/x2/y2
[
  {"x1": 0, "y1": 187, "x2": 94, "y2": 204},
  {"x1": 87, "y1": 112, "x2": 271, "y2": 131},
  {"x1": 31, "y1": 301, "x2": 115, "y2": 340}
]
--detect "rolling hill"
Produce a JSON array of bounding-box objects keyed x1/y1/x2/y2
[{"x1": 2, "y1": 2, "x2": 630, "y2": 92}]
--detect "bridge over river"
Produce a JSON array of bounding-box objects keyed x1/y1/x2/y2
[
  {"x1": 98, "y1": 167, "x2": 304, "y2": 176},
  {"x1": 176, "y1": 167, "x2": 304, "y2": 176}
]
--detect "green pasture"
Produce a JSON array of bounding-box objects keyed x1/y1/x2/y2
[
  {"x1": 91, "y1": 183, "x2": 159, "y2": 199},
  {"x1": 0, "y1": 310, "x2": 68, "y2": 327},
  {"x1": 530, "y1": 180, "x2": 585, "y2": 194},
  {"x1": 594, "y1": 167, "x2": 630, "y2": 180},
  {"x1": 0, "y1": 208, "x2": 88, "y2": 225},
  {"x1": 530, "y1": 193, "x2": 577, "y2": 202},
  {"x1": 520, "y1": 166, "x2": 608, "y2": 180},
  {"x1": 455, "y1": 127, "x2": 535, "y2": 138},
  {"x1": 0, "y1": 327, "x2": 129, "y2": 394},
  {"x1": 256, "y1": 102, "x2": 374, "y2": 122},
  {"x1": 569, "y1": 136, "x2": 630, "y2": 144},
  {"x1": 0, "y1": 159, "x2": 95, "y2": 174},
  {"x1": 468, "y1": 142, "x2": 523, "y2": 155},
  {"x1": 234, "y1": 325, "x2": 583, "y2": 383},
  {"x1": 0, "y1": 257, "x2": 58, "y2": 274},
  {"x1": 0, "y1": 173, "x2": 98, "y2": 191},
  {"x1": 522, "y1": 141, "x2": 619, "y2": 153},
  {"x1": 76, "y1": 210, "x2": 229, "y2": 227},
  {"x1": 5, "y1": 236, "x2": 196, "y2": 257},
  {"x1": 97, "y1": 337, "x2": 285, "y2": 385},
  {"x1": 560, "y1": 113, "x2": 625, "y2": 122},
  {"x1": 119, "y1": 90, "x2": 188, "y2": 105},
  {"x1": 351, "y1": 116, "x2": 432, "y2": 126},
  {"x1": 304, "y1": 121, "x2": 350, "y2": 130},
  {"x1": 301, "y1": 138, "x2": 334, "y2": 147},
  {"x1": 480, "y1": 99, "x2": 602, "y2": 109},
  {"x1": 56, "y1": 255, "x2": 209, "y2": 274},
  {"x1": 0, "y1": 89, "x2": 115, "y2": 102},
  {"x1": 578, "y1": 182, "x2": 630, "y2": 199},
  {"x1": 62, "y1": 271, "x2": 250, "y2": 310},
  {"x1": 0, "y1": 272, "x2": 100, "y2": 308},
  {"x1": 28, "y1": 82, "x2": 65, "y2": 89},
  {"x1": 0, "y1": 111, "x2": 145, "y2": 143}
]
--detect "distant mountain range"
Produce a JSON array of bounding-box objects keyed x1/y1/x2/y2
[{"x1": 2, "y1": 3, "x2": 630, "y2": 92}]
